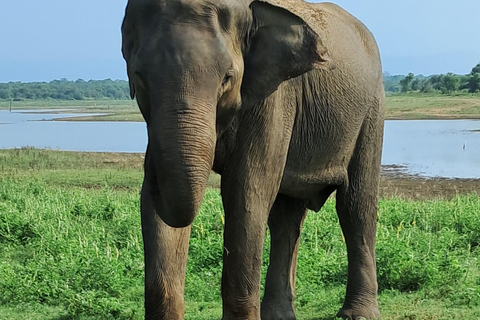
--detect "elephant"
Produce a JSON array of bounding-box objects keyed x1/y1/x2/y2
[{"x1": 121, "y1": 0, "x2": 384, "y2": 319}]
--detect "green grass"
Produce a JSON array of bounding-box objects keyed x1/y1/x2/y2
[
  {"x1": 0, "y1": 148, "x2": 144, "y2": 189},
  {"x1": 1, "y1": 148, "x2": 480, "y2": 319},
  {"x1": 385, "y1": 93, "x2": 480, "y2": 120},
  {"x1": 2, "y1": 94, "x2": 480, "y2": 121}
]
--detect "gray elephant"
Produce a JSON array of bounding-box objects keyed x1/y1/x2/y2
[{"x1": 122, "y1": 0, "x2": 384, "y2": 319}]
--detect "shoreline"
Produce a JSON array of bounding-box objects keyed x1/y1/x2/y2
[
  {"x1": 2, "y1": 93, "x2": 480, "y2": 121},
  {"x1": 380, "y1": 165, "x2": 480, "y2": 200},
  {"x1": 1, "y1": 148, "x2": 478, "y2": 200}
]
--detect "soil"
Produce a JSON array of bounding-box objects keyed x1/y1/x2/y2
[
  {"x1": 97, "y1": 152, "x2": 479, "y2": 201},
  {"x1": 380, "y1": 165, "x2": 479, "y2": 200},
  {"x1": 208, "y1": 166, "x2": 479, "y2": 201}
]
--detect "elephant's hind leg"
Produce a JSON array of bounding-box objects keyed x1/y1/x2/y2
[
  {"x1": 335, "y1": 109, "x2": 383, "y2": 320},
  {"x1": 261, "y1": 194, "x2": 308, "y2": 320}
]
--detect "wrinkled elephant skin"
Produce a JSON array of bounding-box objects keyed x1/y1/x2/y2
[{"x1": 122, "y1": 0, "x2": 384, "y2": 319}]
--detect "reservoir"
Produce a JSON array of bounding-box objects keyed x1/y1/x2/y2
[{"x1": 1, "y1": 110, "x2": 479, "y2": 179}]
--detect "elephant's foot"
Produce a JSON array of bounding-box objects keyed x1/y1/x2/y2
[
  {"x1": 336, "y1": 302, "x2": 380, "y2": 320},
  {"x1": 261, "y1": 299, "x2": 296, "y2": 320},
  {"x1": 222, "y1": 305, "x2": 261, "y2": 320}
]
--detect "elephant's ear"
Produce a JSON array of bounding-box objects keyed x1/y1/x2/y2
[
  {"x1": 242, "y1": 1, "x2": 334, "y2": 105},
  {"x1": 126, "y1": 64, "x2": 136, "y2": 100},
  {"x1": 127, "y1": 68, "x2": 136, "y2": 100},
  {"x1": 121, "y1": 23, "x2": 136, "y2": 100}
]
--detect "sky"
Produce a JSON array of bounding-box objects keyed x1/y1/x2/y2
[{"x1": 1, "y1": 0, "x2": 479, "y2": 82}]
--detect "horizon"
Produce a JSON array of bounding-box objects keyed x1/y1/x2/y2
[
  {"x1": 1, "y1": 0, "x2": 479, "y2": 82},
  {"x1": 2, "y1": 69, "x2": 478, "y2": 85}
]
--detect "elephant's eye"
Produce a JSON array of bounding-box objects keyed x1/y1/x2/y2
[{"x1": 222, "y1": 69, "x2": 234, "y2": 87}]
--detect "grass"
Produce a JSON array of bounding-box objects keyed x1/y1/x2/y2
[
  {"x1": 384, "y1": 93, "x2": 480, "y2": 120},
  {"x1": 1, "y1": 148, "x2": 480, "y2": 319},
  {"x1": 2, "y1": 93, "x2": 480, "y2": 121},
  {"x1": 0, "y1": 148, "x2": 144, "y2": 189}
]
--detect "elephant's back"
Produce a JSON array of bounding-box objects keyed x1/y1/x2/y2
[{"x1": 309, "y1": 2, "x2": 382, "y2": 85}]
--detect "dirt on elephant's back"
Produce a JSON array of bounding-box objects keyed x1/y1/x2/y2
[{"x1": 380, "y1": 166, "x2": 480, "y2": 200}]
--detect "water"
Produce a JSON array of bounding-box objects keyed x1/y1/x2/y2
[
  {"x1": 1, "y1": 110, "x2": 479, "y2": 178},
  {"x1": 382, "y1": 120, "x2": 480, "y2": 179},
  {"x1": 0, "y1": 109, "x2": 147, "y2": 153}
]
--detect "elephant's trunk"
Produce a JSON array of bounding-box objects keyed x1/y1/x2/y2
[{"x1": 145, "y1": 97, "x2": 216, "y2": 228}]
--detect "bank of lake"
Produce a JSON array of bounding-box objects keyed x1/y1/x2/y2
[{"x1": 1, "y1": 93, "x2": 480, "y2": 121}]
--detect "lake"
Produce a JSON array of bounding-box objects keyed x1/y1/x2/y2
[
  {"x1": 1, "y1": 109, "x2": 479, "y2": 179},
  {"x1": 383, "y1": 120, "x2": 480, "y2": 179},
  {"x1": 0, "y1": 109, "x2": 147, "y2": 153}
]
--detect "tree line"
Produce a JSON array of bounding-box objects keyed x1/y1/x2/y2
[
  {"x1": 384, "y1": 62, "x2": 480, "y2": 94},
  {"x1": 1, "y1": 62, "x2": 479, "y2": 101},
  {"x1": 0, "y1": 78, "x2": 130, "y2": 101}
]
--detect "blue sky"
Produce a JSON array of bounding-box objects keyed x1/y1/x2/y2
[{"x1": 1, "y1": 0, "x2": 479, "y2": 82}]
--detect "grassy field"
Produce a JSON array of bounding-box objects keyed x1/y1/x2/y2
[
  {"x1": 2, "y1": 93, "x2": 480, "y2": 121},
  {"x1": 385, "y1": 93, "x2": 480, "y2": 120},
  {"x1": 1, "y1": 148, "x2": 479, "y2": 319}
]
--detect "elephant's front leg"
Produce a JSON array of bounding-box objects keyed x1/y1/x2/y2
[
  {"x1": 221, "y1": 164, "x2": 286, "y2": 319},
  {"x1": 220, "y1": 185, "x2": 272, "y2": 320},
  {"x1": 220, "y1": 96, "x2": 292, "y2": 320},
  {"x1": 141, "y1": 179, "x2": 191, "y2": 320}
]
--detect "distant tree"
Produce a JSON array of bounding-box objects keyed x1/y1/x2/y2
[
  {"x1": 412, "y1": 78, "x2": 428, "y2": 91},
  {"x1": 429, "y1": 74, "x2": 443, "y2": 92},
  {"x1": 420, "y1": 81, "x2": 434, "y2": 93},
  {"x1": 467, "y1": 73, "x2": 480, "y2": 93},
  {"x1": 0, "y1": 83, "x2": 12, "y2": 99},
  {"x1": 471, "y1": 62, "x2": 480, "y2": 75},
  {"x1": 466, "y1": 62, "x2": 480, "y2": 93},
  {"x1": 459, "y1": 74, "x2": 470, "y2": 91},
  {"x1": 0, "y1": 79, "x2": 130, "y2": 101},
  {"x1": 0, "y1": 88, "x2": 11, "y2": 100},
  {"x1": 413, "y1": 75, "x2": 431, "y2": 92},
  {"x1": 383, "y1": 73, "x2": 404, "y2": 92},
  {"x1": 411, "y1": 78, "x2": 419, "y2": 91},
  {"x1": 359, "y1": 68, "x2": 479, "y2": 95},
  {"x1": 442, "y1": 73, "x2": 460, "y2": 93},
  {"x1": 399, "y1": 72, "x2": 414, "y2": 93}
]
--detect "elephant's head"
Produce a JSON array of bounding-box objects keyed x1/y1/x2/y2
[{"x1": 122, "y1": 0, "x2": 333, "y2": 228}]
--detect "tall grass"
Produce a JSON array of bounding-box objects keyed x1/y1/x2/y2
[
  {"x1": 0, "y1": 149, "x2": 479, "y2": 319},
  {"x1": 1, "y1": 177, "x2": 479, "y2": 319},
  {"x1": 0, "y1": 178, "x2": 143, "y2": 318},
  {"x1": 0, "y1": 148, "x2": 144, "y2": 189}
]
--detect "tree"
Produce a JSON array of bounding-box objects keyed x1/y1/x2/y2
[
  {"x1": 467, "y1": 73, "x2": 480, "y2": 93},
  {"x1": 411, "y1": 78, "x2": 420, "y2": 91},
  {"x1": 0, "y1": 88, "x2": 11, "y2": 100},
  {"x1": 466, "y1": 62, "x2": 480, "y2": 93},
  {"x1": 383, "y1": 73, "x2": 404, "y2": 92},
  {"x1": 420, "y1": 81, "x2": 434, "y2": 93},
  {"x1": 442, "y1": 73, "x2": 460, "y2": 93},
  {"x1": 429, "y1": 74, "x2": 444, "y2": 92},
  {"x1": 400, "y1": 72, "x2": 414, "y2": 93},
  {"x1": 471, "y1": 62, "x2": 480, "y2": 75},
  {"x1": 0, "y1": 79, "x2": 131, "y2": 101},
  {"x1": 410, "y1": 77, "x2": 428, "y2": 92}
]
